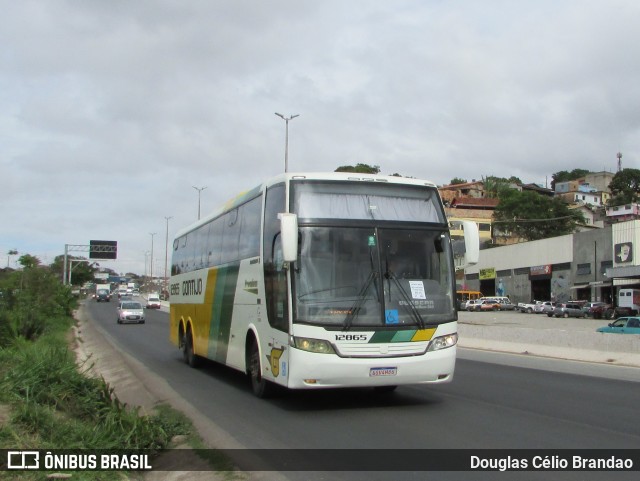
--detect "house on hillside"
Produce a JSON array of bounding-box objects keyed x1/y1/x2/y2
[
  {"x1": 445, "y1": 196, "x2": 499, "y2": 245},
  {"x1": 606, "y1": 203, "x2": 640, "y2": 223},
  {"x1": 439, "y1": 181, "x2": 486, "y2": 205}
]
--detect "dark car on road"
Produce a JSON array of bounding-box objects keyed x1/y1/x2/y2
[{"x1": 95, "y1": 289, "x2": 110, "y2": 302}]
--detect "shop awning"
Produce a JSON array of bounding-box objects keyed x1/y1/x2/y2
[{"x1": 570, "y1": 284, "x2": 589, "y2": 290}]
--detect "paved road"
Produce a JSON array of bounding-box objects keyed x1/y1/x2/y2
[{"x1": 77, "y1": 300, "x2": 640, "y2": 481}]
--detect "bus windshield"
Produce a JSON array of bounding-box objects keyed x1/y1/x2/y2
[
  {"x1": 293, "y1": 226, "x2": 455, "y2": 327},
  {"x1": 292, "y1": 180, "x2": 445, "y2": 223}
]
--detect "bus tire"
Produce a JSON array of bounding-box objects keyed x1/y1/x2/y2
[
  {"x1": 183, "y1": 329, "x2": 201, "y2": 368},
  {"x1": 247, "y1": 338, "x2": 276, "y2": 398}
]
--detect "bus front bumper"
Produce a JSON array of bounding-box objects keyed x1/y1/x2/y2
[{"x1": 285, "y1": 346, "x2": 456, "y2": 389}]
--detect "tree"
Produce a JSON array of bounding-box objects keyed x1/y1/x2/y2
[
  {"x1": 0, "y1": 255, "x2": 75, "y2": 341},
  {"x1": 607, "y1": 168, "x2": 640, "y2": 206},
  {"x1": 493, "y1": 190, "x2": 586, "y2": 241},
  {"x1": 449, "y1": 178, "x2": 467, "y2": 185},
  {"x1": 50, "y1": 255, "x2": 99, "y2": 286},
  {"x1": 18, "y1": 254, "x2": 41, "y2": 269},
  {"x1": 483, "y1": 176, "x2": 518, "y2": 199},
  {"x1": 335, "y1": 163, "x2": 380, "y2": 174}
]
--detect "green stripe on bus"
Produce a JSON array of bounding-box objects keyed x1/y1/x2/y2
[
  {"x1": 368, "y1": 329, "x2": 428, "y2": 343},
  {"x1": 368, "y1": 331, "x2": 397, "y2": 343},
  {"x1": 390, "y1": 330, "x2": 416, "y2": 342},
  {"x1": 207, "y1": 264, "x2": 240, "y2": 363}
]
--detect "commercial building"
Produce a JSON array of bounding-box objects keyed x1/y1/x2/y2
[{"x1": 460, "y1": 220, "x2": 640, "y2": 305}]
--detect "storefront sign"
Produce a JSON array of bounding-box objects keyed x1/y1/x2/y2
[
  {"x1": 614, "y1": 242, "x2": 633, "y2": 264},
  {"x1": 530, "y1": 265, "x2": 552, "y2": 277},
  {"x1": 479, "y1": 268, "x2": 496, "y2": 280}
]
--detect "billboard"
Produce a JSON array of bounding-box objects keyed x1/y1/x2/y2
[{"x1": 89, "y1": 240, "x2": 117, "y2": 260}]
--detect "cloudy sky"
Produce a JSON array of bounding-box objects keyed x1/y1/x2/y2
[{"x1": 2, "y1": 0, "x2": 639, "y2": 275}]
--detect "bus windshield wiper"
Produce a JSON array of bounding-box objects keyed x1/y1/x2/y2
[
  {"x1": 385, "y1": 261, "x2": 426, "y2": 330},
  {"x1": 343, "y1": 270, "x2": 378, "y2": 331}
]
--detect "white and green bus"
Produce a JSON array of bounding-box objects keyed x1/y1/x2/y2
[{"x1": 169, "y1": 172, "x2": 479, "y2": 397}]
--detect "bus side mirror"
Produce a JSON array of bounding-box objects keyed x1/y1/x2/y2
[
  {"x1": 278, "y1": 213, "x2": 298, "y2": 262},
  {"x1": 461, "y1": 220, "x2": 480, "y2": 267}
]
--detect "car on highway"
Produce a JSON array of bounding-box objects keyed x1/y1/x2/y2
[
  {"x1": 95, "y1": 288, "x2": 111, "y2": 302},
  {"x1": 596, "y1": 316, "x2": 640, "y2": 334},
  {"x1": 117, "y1": 301, "x2": 145, "y2": 324},
  {"x1": 146, "y1": 294, "x2": 162, "y2": 309},
  {"x1": 550, "y1": 302, "x2": 586, "y2": 318}
]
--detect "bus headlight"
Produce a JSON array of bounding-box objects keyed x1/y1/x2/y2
[
  {"x1": 291, "y1": 336, "x2": 336, "y2": 354},
  {"x1": 427, "y1": 333, "x2": 458, "y2": 352}
]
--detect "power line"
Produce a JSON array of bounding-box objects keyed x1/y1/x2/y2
[{"x1": 493, "y1": 215, "x2": 580, "y2": 223}]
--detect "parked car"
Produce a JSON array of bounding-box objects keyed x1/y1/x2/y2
[
  {"x1": 479, "y1": 299, "x2": 501, "y2": 311},
  {"x1": 465, "y1": 299, "x2": 482, "y2": 311},
  {"x1": 495, "y1": 297, "x2": 516, "y2": 310},
  {"x1": 517, "y1": 301, "x2": 542, "y2": 313},
  {"x1": 534, "y1": 301, "x2": 556, "y2": 314},
  {"x1": 582, "y1": 302, "x2": 609, "y2": 318},
  {"x1": 550, "y1": 302, "x2": 586, "y2": 318},
  {"x1": 117, "y1": 301, "x2": 145, "y2": 324},
  {"x1": 596, "y1": 316, "x2": 640, "y2": 334}
]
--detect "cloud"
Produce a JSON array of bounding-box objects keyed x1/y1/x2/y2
[{"x1": 2, "y1": 0, "x2": 640, "y2": 272}]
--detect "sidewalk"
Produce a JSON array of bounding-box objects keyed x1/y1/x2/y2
[{"x1": 457, "y1": 310, "x2": 640, "y2": 368}]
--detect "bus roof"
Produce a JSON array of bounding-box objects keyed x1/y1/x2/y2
[{"x1": 174, "y1": 172, "x2": 439, "y2": 239}]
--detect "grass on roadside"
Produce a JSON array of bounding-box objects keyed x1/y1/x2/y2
[{"x1": 0, "y1": 310, "x2": 241, "y2": 480}]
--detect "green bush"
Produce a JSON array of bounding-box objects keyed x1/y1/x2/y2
[
  {"x1": 0, "y1": 257, "x2": 185, "y2": 455},
  {"x1": 0, "y1": 264, "x2": 76, "y2": 343}
]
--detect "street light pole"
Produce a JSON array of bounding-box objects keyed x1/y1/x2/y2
[
  {"x1": 145, "y1": 251, "x2": 150, "y2": 279},
  {"x1": 164, "y1": 216, "x2": 173, "y2": 293},
  {"x1": 275, "y1": 113, "x2": 300, "y2": 173},
  {"x1": 193, "y1": 186, "x2": 207, "y2": 220},
  {"x1": 149, "y1": 233, "x2": 156, "y2": 287}
]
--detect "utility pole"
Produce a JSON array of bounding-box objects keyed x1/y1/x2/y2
[{"x1": 149, "y1": 233, "x2": 156, "y2": 286}]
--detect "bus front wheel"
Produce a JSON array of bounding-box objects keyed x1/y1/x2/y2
[{"x1": 248, "y1": 339, "x2": 276, "y2": 398}]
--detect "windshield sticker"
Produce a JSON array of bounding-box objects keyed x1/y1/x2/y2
[
  {"x1": 385, "y1": 309, "x2": 399, "y2": 324},
  {"x1": 409, "y1": 281, "x2": 426, "y2": 299}
]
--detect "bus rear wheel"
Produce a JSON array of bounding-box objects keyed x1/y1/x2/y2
[
  {"x1": 248, "y1": 339, "x2": 276, "y2": 398},
  {"x1": 183, "y1": 329, "x2": 201, "y2": 368}
]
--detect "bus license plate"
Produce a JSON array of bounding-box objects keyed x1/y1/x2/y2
[{"x1": 370, "y1": 367, "x2": 397, "y2": 377}]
